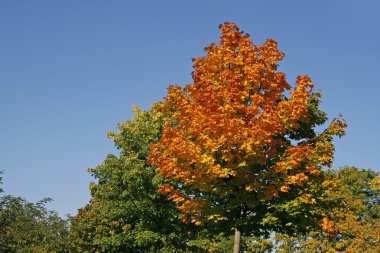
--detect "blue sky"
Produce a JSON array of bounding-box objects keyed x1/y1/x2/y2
[{"x1": 1, "y1": 1, "x2": 379, "y2": 217}]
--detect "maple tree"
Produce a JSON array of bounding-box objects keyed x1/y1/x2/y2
[{"x1": 148, "y1": 22, "x2": 347, "y2": 252}]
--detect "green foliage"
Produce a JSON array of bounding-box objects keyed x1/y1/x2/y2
[
  {"x1": 272, "y1": 166, "x2": 380, "y2": 252},
  {"x1": 336, "y1": 166, "x2": 379, "y2": 206},
  {"x1": 71, "y1": 105, "x2": 219, "y2": 252},
  {"x1": 187, "y1": 234, "x2": 274, "y2": 253},
  {"x1": 244, "y1": 236, "x2": 273, "y2": 253},
  {"x1": 0, "y1": 195, "x2": 72, "y2": 253}
]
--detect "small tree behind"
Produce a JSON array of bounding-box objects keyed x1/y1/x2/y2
[
  {"x1": 148, "y1": 22, "x2": 346, "y2": 252},
  {"x1": 272, "y1": 167, "x2": 380, "y2": 252},
  {"x1": 0, "y1": 195, "x2": 71, "y2": 252},
  {"x1": 71, "y1": 106, "x2": 227, "y2": 252}
]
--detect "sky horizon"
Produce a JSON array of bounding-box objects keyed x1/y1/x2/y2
[{"x1": 1, "y1": 1, "x2": 379, "y2": 217}]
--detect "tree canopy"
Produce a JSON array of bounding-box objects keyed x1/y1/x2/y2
[
  {"x1": 0, "y1": 172, "x2": 72, "y2": 253},
  {"x1": 148, "y1": 22, "x2": 346, "y2": 235},
  {"x1": 70, "y1": 106, "x2": 227, "y2": 252},
  {"x1": 269, "y1": 167, "x2": 380, "y2": 252}
]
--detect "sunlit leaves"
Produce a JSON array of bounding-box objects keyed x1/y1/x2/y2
[{"x1": 148, "y1": 22, "x2": 346, "y2": 235}]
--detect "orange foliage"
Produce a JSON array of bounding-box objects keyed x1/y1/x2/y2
[
  {"x1": 148, "y1": 22, "x2": 346, "y2": 224},
  {"x1": 321, "y1": 217, "x2": 337, "y2": 237}
]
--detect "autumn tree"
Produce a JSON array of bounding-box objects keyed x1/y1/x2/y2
[{"x1": 148, "y1": 22, "x2": 347, "y2": 252}]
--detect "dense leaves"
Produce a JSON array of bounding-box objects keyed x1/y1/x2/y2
[
  {"x1": 0, "y1": 172, "x2": 72, "y2": 253},
  {"x1": 71, "y1": 106, "x2": 225, "y2": 252},
  {"x1": 270, "y1": 167, "x2": 380, "y2": 252},
  {"x1": 148, "y1": 22, "x2": 347, "y2": 242}
]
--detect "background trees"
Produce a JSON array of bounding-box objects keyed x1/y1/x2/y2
[
  {"x1": 70, "y1": 106, "x2": 226, "y2": 252},
  {"x1": 70, "y1": 106, "x2": 182, "y2": 252},
  {"x1": 330, "y1": 166, "x2": 380, "y2": 251},
  {"x1": 269, "y1": 167, "x2": 380, "y2": 252},
  {"x1": 2, "y1": 165, "x2": 378, "y2": 252},
  {"x1": 0, "y1": 172, "x2": 72, "y2": 253}
]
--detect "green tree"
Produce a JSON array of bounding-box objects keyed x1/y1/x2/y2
[
  {"x1": 71, "y1": 105, "x2": 222, "y2": 252},
  {"x1": 319, "y1": 167, "x2": 380, "y2": 252},
  {"x1": 0, "y1": 195, "x2": 72, "y2": 252},
  {"x1": 272, "y1": 167, "x2": 380, "y2": 252}
]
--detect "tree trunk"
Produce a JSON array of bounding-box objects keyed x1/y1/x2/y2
[{"x1": 233, "y1": 228, "x2": 241, "y2": 253}]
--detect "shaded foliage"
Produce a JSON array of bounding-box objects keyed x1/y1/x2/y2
[
  {"x1": 271, "y1": 166, "x2": 380, "y2": 252},
  {"x1": 71, "y1": 106, "x2": 225, "y2": 252}
]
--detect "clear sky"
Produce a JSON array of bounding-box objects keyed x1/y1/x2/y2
[{"x1": 1, "y1": 1, "x2": 379, "y2": 217}]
